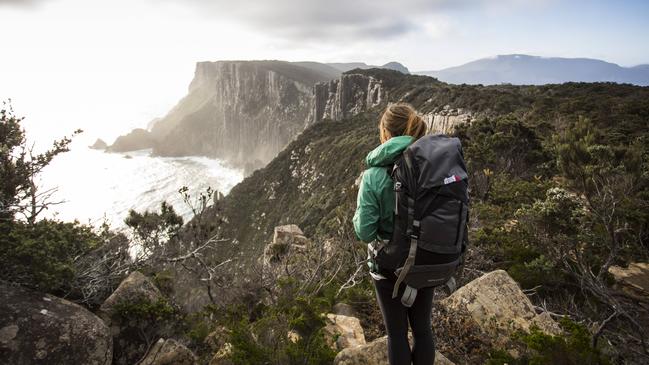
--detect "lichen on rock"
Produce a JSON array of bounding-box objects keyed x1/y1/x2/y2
[
  {"x1": 333, "y1": 334, "x2": 454, "y2": 365},
  {"x1": 140, "y1": 338, "x2": 197, "y2": 365},
  {"x1": 0, "y1": 281, "x2": 112, "y2": 365},
  {"x1": 322, "y1": 313, "x2": 366, "y2": 351},
  {"x1": 440, "y1": 270, "x2": 561, "y2": 346}
]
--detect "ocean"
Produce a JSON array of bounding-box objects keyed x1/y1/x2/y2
[{"x1": 39, "y1": 145, "x2": 244, "y2": 230}]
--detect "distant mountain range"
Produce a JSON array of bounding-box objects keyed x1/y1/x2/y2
[
  {"x1": 416, "y1": 54, "x2": 649, "y2": 86},
  {"x1": 327, "y1": 61, "x2": 410, "y2": 74},
  {"x1": 293, "y1": 61, "x2": 410, "y2": 75}
]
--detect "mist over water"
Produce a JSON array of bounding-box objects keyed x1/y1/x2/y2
[{"x1": 39, "y1": 145, "x2": 244, "y2": 230}]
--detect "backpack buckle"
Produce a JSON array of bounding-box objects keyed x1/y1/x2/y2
[
  {"x1": 411, "y1": 220, "x2": 421, "y2": 239},
  {"x1": 401, "y1": 285, "x2": 418, "y2": 307}
]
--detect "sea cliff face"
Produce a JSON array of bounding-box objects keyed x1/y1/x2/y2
[
  {"x1": 143, "y1": 63, "x2": 473, "y2": 173},
  {"x1": 107, "y1": 128, "x2": 156, "y2": 153},
  {"x1": 312, "y1": 73, "x2": 474, "y2": 134},
  {"x1": 151, "y1": 61, "x2": 337, "y2": 168},
  {"x1": 423, "y1": 106, "x2": 473, "y2": 134},
  {"x1": 313, "y1": 73, "x2": 384, "y2": 123}
]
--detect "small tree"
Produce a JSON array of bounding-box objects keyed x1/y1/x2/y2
[
  {"x1": 0, "y1": 101, "x2": 104, "y2": 297},
  {"x1": 124, "y1": 194, "x2": 232, "y2": 305},
  {"x1": 125, "y1": 201, "x2": 184, "y2": 262},
  {"x1": 0, "y1": 101, "x2": 81, "y2": 223}
]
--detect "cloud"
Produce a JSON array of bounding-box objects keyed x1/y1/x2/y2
[
  {"x1": 0, "y1": 0, "x2": 45, "y2": 6},
  {"x1": 171, "y1": 0, "x2": 475, "y2": 41},
  {"x1": 2, "y1": 0, "x2": 554, "y2": 42},
  {"x1": 171, "y1": 0, "x2": 555, "y2": 42}
]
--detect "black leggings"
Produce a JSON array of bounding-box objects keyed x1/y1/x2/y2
[{"x1": 374, "y1": 278, "x2": 435, "y2": 365}]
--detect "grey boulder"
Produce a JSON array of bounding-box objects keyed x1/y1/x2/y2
[{"x1": 0, "y1": 281, "x2": 112, "y2": 365}]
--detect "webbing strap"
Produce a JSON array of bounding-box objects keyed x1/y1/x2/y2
[
  {"x1": 392, "y1": 234, "x2": 418, "y2": 299},
  {"x1": 394, "y1": 150, "x2": 419, "y2": 301},
  {"x1": 405, "y1": 197, "x2": 415, "y2": 236}
]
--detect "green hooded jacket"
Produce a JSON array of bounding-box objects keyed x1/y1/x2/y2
[{"x1": 353, "y1": 136, "x2": 414, "y2": 242}]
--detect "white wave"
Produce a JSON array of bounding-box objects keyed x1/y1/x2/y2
[{"x1": 39, "y1": 146, "x2": 244, "y2": 230}]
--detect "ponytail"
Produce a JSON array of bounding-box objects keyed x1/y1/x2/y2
[
  {"x1": 404, "y1": 110, "x2": 426, "y2": 140},
  {"x1": 379, "y1": 103, "x2": 426, "y2": 143}
]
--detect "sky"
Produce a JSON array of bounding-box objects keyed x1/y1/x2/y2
[{"x1": 0, "y1": 0, "x2": 648, "y2": 147}]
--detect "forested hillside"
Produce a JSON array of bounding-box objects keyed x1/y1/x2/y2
[
  {"x1": 153, "y1": 69, "x2": 649, "y2": 363},
  {"x1": 3, "y1": 68, "x2": 648, "y2": 364}
]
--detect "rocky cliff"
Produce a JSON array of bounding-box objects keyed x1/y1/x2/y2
[
  {"x1": 312, "y1": 71, "x2": 474, "y2": 133},
  {"x1": 111, "y1": 61, "x2": 417, "y2": 169},
  {"x1": 107, "y1": 128, "x2": 156, "y2": 152},
  {"x1": 89, "y1": 138, "x2": 108, "y2": 150},
  {"x1": 313, "y1": 73, "x2": 384, "y2": 123},
  {"x1": 150, "y1": 61, "x2": 338, "y2": 168},
  {"x1": 423, "y1": 105, "x2": 473, "y2": 134}
]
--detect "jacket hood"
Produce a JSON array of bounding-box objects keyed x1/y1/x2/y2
[{"x1": 365, "y1": 135, "x2": 414, "y2": 167}]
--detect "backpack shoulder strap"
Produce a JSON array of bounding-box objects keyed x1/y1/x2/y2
[{"x1": 387, "y1": 153, "x2": 404, "y2": 180}]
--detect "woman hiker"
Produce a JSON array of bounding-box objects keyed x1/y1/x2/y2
[{"x1": 353, "y1": 102, "x2": 467, "y2": 365}]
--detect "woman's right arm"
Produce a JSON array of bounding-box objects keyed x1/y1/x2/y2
[{"x1": 353, "y1": 169, "x2": 380, "y2": 243}]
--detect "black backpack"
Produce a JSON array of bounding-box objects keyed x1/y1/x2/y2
[{"x1": 373, "y1": 134, "x2": 469, "y2": 306}]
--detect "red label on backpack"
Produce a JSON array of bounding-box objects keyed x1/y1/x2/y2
[{"x1": 443, "y1": 175, "x2": 460, "y2": 185}]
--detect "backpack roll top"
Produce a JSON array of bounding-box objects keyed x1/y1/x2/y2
[{"x1": 410, "y1": 134, "x2": 468, "y2": 191}]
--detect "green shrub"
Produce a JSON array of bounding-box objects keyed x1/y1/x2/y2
[
  {"x1": 111, "y1": 297, "x2": 175, "y2": 323},
  {"x1": 152, "y1": 270, "x2": 176, "y2": 296},
  {"x1": 488, "y1": 174, "x2": 550, "y2": 210},
  {"x1": 0, "y1": 219, "x2": 100, "y2": 294},
  {"x1": 184, "y1": 313, "x2": 213, "y2": 345},
  {"x1": 212, "y1": 278, "x2": 338, "y2": 365},
  {"x1": 487, "y1": 319, "x2": 611, "y2": 365},
  {"x1": 507, "y1": 255, "x2": 562, "y2": 290}
]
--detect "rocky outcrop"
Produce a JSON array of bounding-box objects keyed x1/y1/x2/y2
[
  {"x1": 423, "y1": 105, "x2": 473, "y2": 134},
  {"x1": 333, "y1": 335, "x2": 454, "y2": 365},
  {"x1": 440, "y1": 270, "x2": 561, "y2": 346},
  {"x1": 313, "y1": 73, "x2": 384, "y2": 123},
  {"x1": 0, "y1": 281, "x2": 112, "y2": 364},
  {"x1": 209, "y1": 342, "x2": 233, "y2": 365},
  {"x1": 608, "y1": 262, "x2": 649, "y2": 301},
  {"x1": 262, "y1": 224, "x2": 309, "y2": 265},
  {"x1": 89, "y1": 138, "x2": 108, "y2": 149},
  {"x1": 99, "y1": 271, "x2": 166, "y2": 365},
  {"x1": 323, "y1": 313, "x2": 366, "y2": 351},
  {"x1": 151, "y1": 61, "x2": 337, "y2": 167},
  {"x1": 332, "y1": 302, "x2": 358, "y2": 317},
  {"x1": 107, "y1": 128, "x2": 157, "y2": 152},
  {"x1": 99, "y1": 271, "x2": 164, "y2": 324},
  {"x1": 204, "y1": 326, "x2": 231, "y2": 353},
  {"x1": 140, "y1": 338, "x2": 197, "y2": 365}
]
